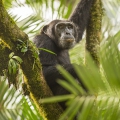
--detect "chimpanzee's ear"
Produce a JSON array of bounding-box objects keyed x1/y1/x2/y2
[
  {"x1": 41, "y1": 25, "x2": 48, "y2": 34},
  {"x1": 40, "y1": 24, "x2": 55, "y2": 40}
]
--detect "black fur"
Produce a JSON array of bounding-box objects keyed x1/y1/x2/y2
[
  {"x1": 69, "y1": 0, "x2": 93, "y2": 41},
  {"x1": 33, "y1": 0, "x2": 93, "y2": 109}
]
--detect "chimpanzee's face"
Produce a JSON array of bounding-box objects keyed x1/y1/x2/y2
[{"x1": 55, "y1": 22, "x2": 76, "y2": 49}]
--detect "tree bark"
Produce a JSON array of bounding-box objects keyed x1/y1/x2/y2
[
  {"x1": 0, "y1": 0, "x2": 63, "y2": 120},
  {"x1": 0, "y1": 41, "x2": 11, "y2": 75},
  {"x1": 86, "y1": 0, "x2": 102, "y2": 67}
]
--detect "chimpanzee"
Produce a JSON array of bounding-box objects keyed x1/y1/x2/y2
[{"x1": 33, "y1": 0, "x2": 93, "y2": 109}]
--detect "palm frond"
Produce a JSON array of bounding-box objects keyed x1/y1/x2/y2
[
  {"x1": 41, "y1": 31, "x2": 120, "y2": 120},
  {"x1": 6, "y1": 0, "x2": 78, "y2": 39},
  {"x1": 0, "y1": 77, "x2": 43, "y2": 120}
]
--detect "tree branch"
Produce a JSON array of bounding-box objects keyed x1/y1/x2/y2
[
  {"x1": 0, "y1": 40, "x2": 11, "y2": 75},
  {"x1": 0, "y1": 0, "x2": 63, "y2": 119},
  {"x1": 86, "y1": 0, "x2": 102, "y2": 66}
]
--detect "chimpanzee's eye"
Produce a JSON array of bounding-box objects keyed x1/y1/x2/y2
[
  {"x1": 59, "y1": 25, "x2": 64, "y2": 29},
  {"x1": 68, "y1": 25, "x2": 73, "y2": 29}
]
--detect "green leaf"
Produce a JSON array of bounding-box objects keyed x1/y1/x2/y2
[
  {"x1": 38, "y1": 48, "x2": 57, "y2": 56},
  {"x1": 12, "y1": 56, "x2": 23, "y2": 64},
  {"x1": 11, "y1": 60, "x2": 18, "y2": 75},
  {"x1": 57, "y1": 80, "x2": 79, "y2": 95},
  {"x1": 40, "y1": 94, "x2": 75, "y2": 103},
  {"x1": 21, "y1": 47, "x2": 28, "y2": 53},
  {"x1": 57, "y1": 65, "x2": 86, "y2": 94},
  {"x1": 9, "y1": 52, "x2": 14, "y2": 59},
  {"x1": 8, "y1": 59, "x2": 14, "y2": 75},
  {"x1": 59, "y1": 96, "x2": 85, "y2": 120}
]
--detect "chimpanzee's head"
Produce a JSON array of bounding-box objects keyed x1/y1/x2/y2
[{"x1": 41, "y1": 20, "x2": 78, "y2": 49}]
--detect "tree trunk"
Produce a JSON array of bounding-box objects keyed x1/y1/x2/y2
[
  {"x1": 0, "y1": 0, "x2": 63, "y2": 120},
  {"x1": 86, "y1": 0, "x2": 102, "y2": 67}
]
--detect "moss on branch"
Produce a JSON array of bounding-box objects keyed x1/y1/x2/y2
[
  {"x1": 0, "y1": 40, "x2": 11, "y2": 75},
  {"x1": 0, "y1": 0, "x2": 63, "y2": 119},
  {"x1": 86, "y1": 0, "x2": 102, "y2": 66}
]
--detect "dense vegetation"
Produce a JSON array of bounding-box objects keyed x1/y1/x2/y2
[{"x1": 0, "y1": 0, "x2": 120, "y2": 120}]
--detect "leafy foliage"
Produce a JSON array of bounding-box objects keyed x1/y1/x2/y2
[
  {"x1": 0, "y1": 77, "x2": 43, "y2": 120},
  {"x1": 1, "y1": 0, "x2": 120, "y2": 120},
  {"x1": 7, "y1": 52, "x2": 23, "y2": 88},
  {"x1": 41, "y1": 31, "x2": 120, "y2": 120},
  {"x1": 8, "y1": 0, "x2": 77, "y2": 39}
]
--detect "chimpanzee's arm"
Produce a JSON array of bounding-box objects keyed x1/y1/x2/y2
[{"x1": 69, "y1": 0, "x2": 93, "y2": 42}]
